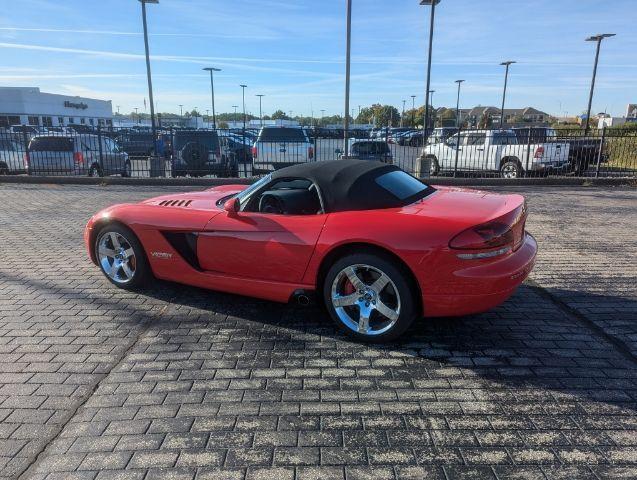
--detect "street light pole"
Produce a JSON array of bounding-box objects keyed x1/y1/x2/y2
[
  {"x1": 138, "y1": 0, "x2": 160, "y2": 175},
  {"x1": 429, "y1": 89, "x2": 435, "y2": 127},
  {"x1": 401, "y1": 100, "x2": 406, "y2": 127},
  {"x1": 584, "y1": 33, "x2": 615, "y2": 134},
  {"x1": 256, "y1": 94, "x2": 265, "y2": 127},
  {"x1": 134, "y1": 107, "x2": 139, "y2": 124},
  {"x1": 240, "y1": 85, "x2": 247, "y2": 150},
  {"x1": 499, "y1": 60, "x2": 515, "y2": 129},
  {"x1": 343, "y1": 0, "x2": 352, "y2": 156},
  {"x1": 320, "y1": 109, "x2": 325, "y2": 126},
  {"x1": 420, "y1": 0, "x2": 439, "y2": 143},
  {"x1": 454, "y1": 80, "x2": 464, "y2": 128},
  {"x1": 179, "y1": 104, "x2": 183, "y2": 118},
  {"x1": 203, "y1": 67, "x2": 221, "y2": 129},
  {"x1": 411, "y1": 95, "x2": 416, "y2": 127}
]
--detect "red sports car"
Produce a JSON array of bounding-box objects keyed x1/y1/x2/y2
[{"x1": 85, "y1": 160, "x2": 537, "y2": 342}]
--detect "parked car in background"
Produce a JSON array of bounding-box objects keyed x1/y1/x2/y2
[
  {"x1": 8, "y1": 125, "x2": 39, "y2": 138},
  {"x1": 513, "y1": 127, "x2": 607, "y2": 175},
  {"x1": 171, "y1": 130, "x2": 237, "y2": 178},
  {"x1": 0, "y1": 138, "x2": 26, "y2": 174},
  {"x1": 427, "y1": 127, "x2": 459, "y2": 145},
  {"x1": 26, "y1": 135, "x2": 130, "y2": 177},
  {"x1": 252, "y1": 126, "x2": 313, "y2": 173},
  {"x1": 338, "y1": 139, "x2": 393, "y2": 163},
  {"x1": 116, "y1": 132, "x2": 155, "y2": 158},
  {"x1": 421, "y1": 129, "x2": 570, "y2": 178}
]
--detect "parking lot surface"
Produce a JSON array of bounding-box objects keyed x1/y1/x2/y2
[{"x1": 0, "y1": 183, "x2": 635, "y2": 480}]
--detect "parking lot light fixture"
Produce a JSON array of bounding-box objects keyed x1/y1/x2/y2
[
  {"x1": 584, "y1": 34, "x2": 615, "y2": 134},
  {"x1": 343, "y1": 0, "x2": 353, "y2": 156},
  {"x1": 419, "y1": 0, "x2": 440, "y2": 142},
  {"x1": 411, "y1": 95, "x2": 416, "y2": 127},
  {"x1": 203, "y1": 67, "x2": 221, "y2": 130},
  {"x1": 137, "y1": 0, "x2": 160, "y2": 176},
  {"x1": 256, "y1": 94, "x2": 265, "y2": 127},
  {"x1": 454, "y1": 80, "x2": 464, "y2": 128},
  {"x1": 401, "y1": 100, "x2": 406, "y2": 127},
  {"x1": 240, "y1": 85, "x2": 247, "y2": 145},
  {"x1": 499, "y1": 60, "x2": 516, "y2": 129},
  {"x1": 429, "y1": 90, "x2": 435, "y2": 127}
]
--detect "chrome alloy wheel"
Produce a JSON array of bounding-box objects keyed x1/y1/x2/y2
[
  {"x1": 97, "y1": 232, "x2": 136, "y2": 284},
  {"x1": 331, "y1": 264, "x2": 401, "y2": 336},
  {"x1": 501, "y1": 163, "x2": 519, "y2": 179}
]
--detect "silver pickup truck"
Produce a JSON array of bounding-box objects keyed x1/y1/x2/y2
[{"x1": 419, "y1": 129, "x2": 570, "y2": 178}]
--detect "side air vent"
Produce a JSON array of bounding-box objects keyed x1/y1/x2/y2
[{"x1": 158, "y1": 199, "x2": 193, "y2": 207}]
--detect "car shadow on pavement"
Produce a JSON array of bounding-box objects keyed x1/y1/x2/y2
[{"x1": 135, "y1": 278, "x2": 637, "y2": 414}]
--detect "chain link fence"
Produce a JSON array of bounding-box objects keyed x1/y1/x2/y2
[{"x1": 0, "y1": 125, "x2": 635, "y2": 179}]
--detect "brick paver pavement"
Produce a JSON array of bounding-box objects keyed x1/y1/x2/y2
[{"x1": 0, "y1": 183, "x2": 635, "y2": 480}]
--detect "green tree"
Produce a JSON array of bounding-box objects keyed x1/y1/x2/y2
[
  {"x1": 356, "y1": 104, "x2": 400, "y2": 127},
  {"x1": 271, "y1": 110, "x2": 290, "y2": 120}
]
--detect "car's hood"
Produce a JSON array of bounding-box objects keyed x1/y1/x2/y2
[
  {"x1": 403, "y1": 186, "x2": 524, "y2": 226},
  {"x1": 141, "y1": 184, "x2": 247, "y2": 211}
]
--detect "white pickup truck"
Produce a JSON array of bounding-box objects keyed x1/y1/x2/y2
[{"x1": 420, "y1": 129, "x2": 570, "y2": 178}]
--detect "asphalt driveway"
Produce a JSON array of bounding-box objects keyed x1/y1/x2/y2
[{"x1": 0, "y1": 183, "x2": 635, "y2": 480}]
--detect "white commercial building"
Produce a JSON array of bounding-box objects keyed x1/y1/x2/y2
[{"x1": 0, "y1": 87, "x2": 112, "y2": 128}]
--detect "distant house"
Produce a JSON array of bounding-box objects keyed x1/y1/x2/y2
[{"x1": 453, "y1": 106, "x2": 549, "y2": 128}]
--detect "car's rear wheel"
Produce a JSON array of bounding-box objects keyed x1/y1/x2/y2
[
  {"x1": 88, "y1": 164, "x2": 103, "y2": 177},
  {"x1": 95, "y1": 224, "x2": 150, "y2": 289},
  {"x1": 323, "y1": 253, "x2": 417, "y2": 342},
  {"x1": 500, "y1": 159, "x2": 522, "y2": 179}
]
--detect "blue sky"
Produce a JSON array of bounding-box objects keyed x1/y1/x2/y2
[{"x1": 0, "y1": 0, "x2": 635, "y2": 117}]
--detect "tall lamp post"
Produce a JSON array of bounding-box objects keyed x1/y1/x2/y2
[
  {"x1": 137, "y1": 0, "x2": 160, "y2": 176},
  {"x1": 401, "y1": 100, "x2": 406, "y2": 127},
  {"x1": 202, "y1": 67, "x2": 221, "y2": 129},
  {"x1": 134, "y1": 107, "x2": 139, "y2": 124},
  {"x1": 256, "y1": 94, "x2": 265, "y2": 127},
  {"x1": 411, "y1": 95, "x2": 416, "y2": 127},
  {"x1": 419, "y1": 0, "x2": 439, "y2": 143},
  {"x1": 584, "y1": 33, "x2": 615, "y2": 133},
  {"x1": 343, "y1": 0, "x2": 353, "y2": 156},
  {"x1": 454, "y1": 79, "x2": 464, "y2": 128},
  {"x1": 499, "y1": 60, "x2": 515, "y2": 128},
  {"x1": 428, "y1": 89, "x2": 435, "y2": 127},
  {"x1": 240, "y1": 85, "x2": 247, "y2": 148},
  {"x1": 320, "y1": 109, "x2": 325, "y2": 126}
]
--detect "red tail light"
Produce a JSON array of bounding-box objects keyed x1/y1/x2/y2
[
  {"x1": 252, "y1": 146, "x2": 257, "y2": 159},
  {"x1": 533, "y1": 146, "x2": 545, "y2": 158},
  {"x1": 449, "y1": 203, "x2": 527, "y2": 252},
  {"x1": 308, "y1": 146, "x2": 314, "y2": 159},
  {"x1": 74, "y1": 152, "x2": 85, "y2": 166}
]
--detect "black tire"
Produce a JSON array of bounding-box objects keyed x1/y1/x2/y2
[
  {"x1": 94, "y1": 223, "x2": 151, "y2": 290},
  {"x1": 88, "y1": 164, "x2": 103, "y2": 177},
  {"x1": 323, "y1": 252, "x2": 418, "y2": 343},
  {"x1": 427, "y1": 156, "x2": 440, "y2": 176},
  {"x1": 500, "y1": 159, "x2": 522, "y2": 179},
  {"x1": 121, "y1": 161, "x2": 132, "y2": 178},
  {"x1": 0, "y1": 163, "x2": 8, "y2": 175}
]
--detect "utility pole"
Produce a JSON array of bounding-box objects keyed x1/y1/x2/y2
[
  {"x1": 584, "y1": 34, "x2": 615, "y2": 133},
  {"x1": 499, "y1": 60, "x2": 516, "y2": 129}
]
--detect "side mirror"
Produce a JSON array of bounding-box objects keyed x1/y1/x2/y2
[{"x1": 223, "y1": 197, "x2": 240, "y2": 215}]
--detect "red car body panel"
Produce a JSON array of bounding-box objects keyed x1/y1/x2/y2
[{"x1": 85, "y1": 184, "x2": 537, "y2": 316}]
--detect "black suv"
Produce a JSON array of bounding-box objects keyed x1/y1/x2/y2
[{"x1": 171, "y1": 130, "x2": 238, "y2": 178}]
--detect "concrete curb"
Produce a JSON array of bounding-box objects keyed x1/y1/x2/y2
[{"x1": 0, "y1": 174, "x2": 634, "y2": 188}]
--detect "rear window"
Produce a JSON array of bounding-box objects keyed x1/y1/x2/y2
[
  {"x1": 29, "y1": 137, "x2": 74, "y2": 152},
  {"x1": 374, "y1": 170, "x2": 428, "y2": 201},
  {"x1": 258, "y1": 128, "x2": 307, "y2": 143},
  {"x1": 174, "y1": 131, "x2": 219, "y2": 151},
  {"x1": 351, "y1": 142, "x2": 390, "y2": 155}
]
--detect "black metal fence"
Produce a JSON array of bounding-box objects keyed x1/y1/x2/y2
[{"x1": 0, "y1": 125, "x2": 635, "y2": 179}]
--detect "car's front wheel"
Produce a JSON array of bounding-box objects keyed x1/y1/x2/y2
[
  {"x1": 94, "y1": 224, "x2": 150, "y2": 289},
  {"x1": 323, "y1": 253, "x2": 417, "y2": 342}
]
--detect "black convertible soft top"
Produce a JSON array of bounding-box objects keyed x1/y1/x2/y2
[{"x1": 270, "y1": 160, "x2": 431, "y2": 213}]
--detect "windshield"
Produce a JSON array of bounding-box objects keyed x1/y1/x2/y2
[
  {"x1": 236, "y1": 174, "x2": 272, "y2": 209},
  {"x1": 258, "y1": 128, "x2": 307, "y2": 143}
]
